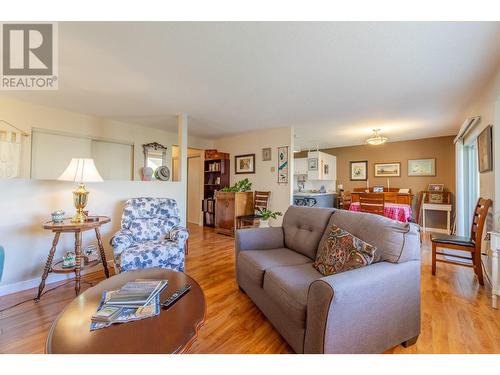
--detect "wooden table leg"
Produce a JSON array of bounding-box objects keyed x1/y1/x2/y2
[
  {"x1": 36, "y1": 232, "x2": 61, "y2": 301},
  {"x1": 74, "y1": 231, "x2": 82, "y2": 296},
  {"x1": 95, "y1": 227, "x2": 110, "y2": 278}
]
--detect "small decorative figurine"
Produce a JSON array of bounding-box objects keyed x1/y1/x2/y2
[
  {"x1": 51, "y1": 210, "x2": 65, "y2": 223},
  {"x1": 84, "y1": 244, "x2": 99, "y2": 264},
  {"x1": 62, "y1": 251, "x2": 76, "y2": 268}
]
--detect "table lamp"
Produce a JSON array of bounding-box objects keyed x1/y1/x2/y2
[{"x1": 58, "y1": 158, "x2": 103, "y2": 223}]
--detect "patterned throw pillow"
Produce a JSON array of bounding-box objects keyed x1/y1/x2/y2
[{"x1": 313, "y1": 224, "x2": 377, "y2": 276}]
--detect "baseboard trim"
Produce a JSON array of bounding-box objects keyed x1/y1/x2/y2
[{"x1": 0, "y1": 260, "x2": 115, "y2": 297}]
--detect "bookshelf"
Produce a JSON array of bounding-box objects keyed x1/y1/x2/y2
[{"x1": 203, "y1": 152, "x2": 230, "y2": 227}]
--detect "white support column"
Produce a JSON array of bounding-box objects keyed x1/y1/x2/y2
[{"x1": 177, "y1": 113, "x2": 188, "y2": 226}]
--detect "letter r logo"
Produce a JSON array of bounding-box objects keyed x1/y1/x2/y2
[{"x1": 2, "y1": 23, "x2": 53, "y2": 76}]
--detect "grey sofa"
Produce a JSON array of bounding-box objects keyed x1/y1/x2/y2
[{"x1": 235, "y1": 206, "x2": 421, "y2": 354}]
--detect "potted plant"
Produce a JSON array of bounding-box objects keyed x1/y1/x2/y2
[
  {"x1": 220, "y1": 178, "x2": 252, "y2": 192},
  {"x1": 257, "y1": 208, "x2": 282, "y2": 228}
]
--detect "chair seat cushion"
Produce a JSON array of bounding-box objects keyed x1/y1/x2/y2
[
  {"x1": 263, "y1": 263, "x2": 322, "y2": 324},
  {"x1": 238, "y1": 248, "x2": 311, "y2": 286},
  {"x1": 431, "y1": 234, "x2": 474, "y2": 247},
  {"x1": 117, "y1": 240, "x2": 185, "y2": 272}
]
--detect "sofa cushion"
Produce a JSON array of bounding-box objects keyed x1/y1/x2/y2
[
  {"x1": 263, "y1": 263, "x2": 322, "y2": 325},
  {"x1": 327, "y1": 209, "x2": 420, "y2": 263},
  {"x1": 313, "y1": 224, "x2": 376, "y2": 276},
  {"x1": 282, "y1": 206, "x2": 335, "y2": 260},
  {"x1": 238, "y1": 248, "x2": 311, "y2": 286}
]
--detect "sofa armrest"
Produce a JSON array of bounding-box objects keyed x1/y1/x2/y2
[
  {"x1": 109, "y1": 229, "x2": 134, "y2": 256},
  {"x1": 235, "y1": 227, "x2": 284, "y2": 252},
  {"x1": 169, "y1": 225, "x2": 189, "y2": 244},
  {"x1": 305, "y1": 260, "x2": 421, "y2": 354}
]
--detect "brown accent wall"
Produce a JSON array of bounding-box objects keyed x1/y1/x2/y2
[{"x1": 296, "y1": 135, "x2": 456, "y2": 229}]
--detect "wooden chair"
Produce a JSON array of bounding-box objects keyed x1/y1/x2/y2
[
  {"x1": 338, "y1": 191, "x2": 352, "y2": 210},
  {"x1": 236, "y1": 191, "x2": 271, "y2": 229},
  {"x1": 431, "y1": 197, "x2": 493, "y2": 285},
  {"x1": 359, "y1": 193, "x2": 385, "y2": 216}
]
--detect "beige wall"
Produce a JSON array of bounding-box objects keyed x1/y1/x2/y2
[
  {"x1": 215, "y1": 127, "x2": 294, "y2": 225},
  {"x1": 296, "y1": 136, "x2": 456, "y2": 229}
]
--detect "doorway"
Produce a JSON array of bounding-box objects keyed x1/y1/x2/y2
[{"x1": 187, "y1": 149, "x2": 203, "y2": 225}]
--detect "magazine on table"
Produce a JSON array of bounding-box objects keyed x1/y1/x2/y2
[
  {"x1": 90, "y1": 279, "x2": 167, "y2": 331},
  {"x1": 90, "y1": 291, "x2": 161, "y2": 331},
  {"x1": 104, "y1": 279, "x2": 168, "y2": 307}
]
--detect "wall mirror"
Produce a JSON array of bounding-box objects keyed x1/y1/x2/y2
[
  {"x1": 31, "y1": 129, "x2": 135, "y2": 181},
  {"x1": 143, "y1": 142, "x2": 170, "y2": 181}
]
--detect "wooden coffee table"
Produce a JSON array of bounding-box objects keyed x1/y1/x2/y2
[{"x1": 46, "y1": 268, "x2": 206, "y2": 354}]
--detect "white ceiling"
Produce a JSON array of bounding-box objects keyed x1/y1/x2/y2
[{"x1": 6, "y1": 22, "x2": 500, "y2": 148}]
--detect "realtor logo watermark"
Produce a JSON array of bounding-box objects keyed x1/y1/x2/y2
[{"x1": 0, "y1": 22, "x2": 58, "y2": 90}]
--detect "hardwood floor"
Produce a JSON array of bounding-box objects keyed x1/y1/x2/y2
[{"x1": 0, "y1": 224, "x2": 499, "y2": 354}]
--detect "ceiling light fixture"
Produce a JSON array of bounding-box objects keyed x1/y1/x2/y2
[{"x1": 365, "y1": 129, "x2": 388, "y2": 145}]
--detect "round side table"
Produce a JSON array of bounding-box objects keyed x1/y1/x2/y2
[{"x1": 36, "y1": 216, "x2": 111, "y2": 301}]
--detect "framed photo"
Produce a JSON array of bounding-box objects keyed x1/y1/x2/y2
[
  {"x1": 428, "y1": 183, "x2": 444, "y2": 192},
  {"x1": 262, "y1": 147, "x2": 272, "y2": 161},
  {"x1": 308, "y1": 157, "x2": 318, "y2": 171},
  {"x1": 350, "y1": 160, "x2": 368, "y2": 181},
  {"x1": 429, "y1": 193, "x2": 444, "y2": 204},
  {"x1": 374, "y1": 162, "x2": 400, "y2": 177},
  {"x1": 408, "y1": 158, "x2": 436, "y2": 176},
  {"x1": 477, "y1": 125, "x2": 493, "y2": 173},
  {"x1": 277, "y1": 146, "x2": 289, "y2": 183},
  {"x1": 235, "y1": 154, "x2": 255, "y2": 174}
]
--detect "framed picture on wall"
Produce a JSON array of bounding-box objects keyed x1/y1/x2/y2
[
  {"x1": 277, "y1": 146, "x2": 289, "y2": 183},
  {"x1": 262, "y1": 147, "x2": 272, "y2": 161},
  {"x1": 477, "y1": 125, "x2": 493, "y2": 173},
  {"x1": 374, "y1": 162, "x2": 400, "y2": 177},
  {"x1": 235, "y1": 154, "x2": 255, "y2": 174},
  {"x1": 350, "y1": 160, "x2": 368, "y2": 181},
  {"x1": 408, "y1": 158, "x2": 436, "y2": 176}
]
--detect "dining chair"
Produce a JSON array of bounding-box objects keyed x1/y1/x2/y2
[
  {"x1": 338, "y1": 191, "x2": 352, "y2": 210},
  {"x1": 236, "y1": 191, "x2": 271, "y2": 229},
  {"x1": 431, "y1": 197, "x2": 492, "y2": 285},
  {"x1": 359, "y1": 193, "x2": 385, "y2": 216}
]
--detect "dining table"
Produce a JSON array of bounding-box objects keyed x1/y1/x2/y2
[{"x1": 349, "y1": 202, "x2": 413, "y2": 222}]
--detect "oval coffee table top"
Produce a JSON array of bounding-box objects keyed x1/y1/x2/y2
[{"x1": 46, "y1": 268, "x2": 206, "y2": 354}]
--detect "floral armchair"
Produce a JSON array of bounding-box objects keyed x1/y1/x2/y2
[{"x1": 110, "y1": 198, "x2": 189, "y2": 272}]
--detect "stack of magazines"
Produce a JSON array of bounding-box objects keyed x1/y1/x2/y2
[{"x1": 90, "y1": 279, "x2": 168, "y2": 331}]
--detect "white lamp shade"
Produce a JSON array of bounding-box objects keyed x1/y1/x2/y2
[{"x1": 58, "y1": 158, "x2": 104, "y2": 183}]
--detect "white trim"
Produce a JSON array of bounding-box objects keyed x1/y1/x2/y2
[
  {"x1": 454, "y1": 116, "x2": 480, "y2": 144},
  {"x1": 0, "y1": 260, "x2": 114, "y2": 297}
]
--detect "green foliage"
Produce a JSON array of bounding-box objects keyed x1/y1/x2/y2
[
  {"x1": 257, "y1": 208, "x2": 282, "y2": 221},
  {"x1": 220, "y1": 178, "x2": 252, "y2": 192}
]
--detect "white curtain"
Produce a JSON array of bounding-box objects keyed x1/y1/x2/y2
[{"x1": 0, "y1": 131, "x2": 21, "y2": 179}]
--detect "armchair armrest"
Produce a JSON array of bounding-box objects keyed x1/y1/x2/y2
[
  {"x1": 305, "y1": 260, "x2": 421, "y2": 354},
  {"x1": 109, "y1": 229, "x2": 134, "y2": 256},
  {"x1": 235, "y1": 227, "x2": 284, "y2": 252},
  {"x1": 168, "y1": 225, "x2": 189, "y2": 244}
]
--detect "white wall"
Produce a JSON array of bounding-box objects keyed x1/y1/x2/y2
[
  {"x1": 0, "y1": 98, "x2": 213, "y2": 295},
  {"x1": 214, "y1": 127, "x2": 294, "y2": 225}
]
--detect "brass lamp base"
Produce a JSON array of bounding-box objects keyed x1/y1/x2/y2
[{"x1": 71, "y1": 183, "x2": 89, "y2": 223}]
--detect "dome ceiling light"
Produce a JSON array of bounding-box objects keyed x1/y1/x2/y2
[{"x1": 365, "y1": 128, "x2": 388, "y2": 145}]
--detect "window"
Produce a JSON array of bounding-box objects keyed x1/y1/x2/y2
[{"x1": 463, "y1": 140, "x2": 479, "y2": 231}]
